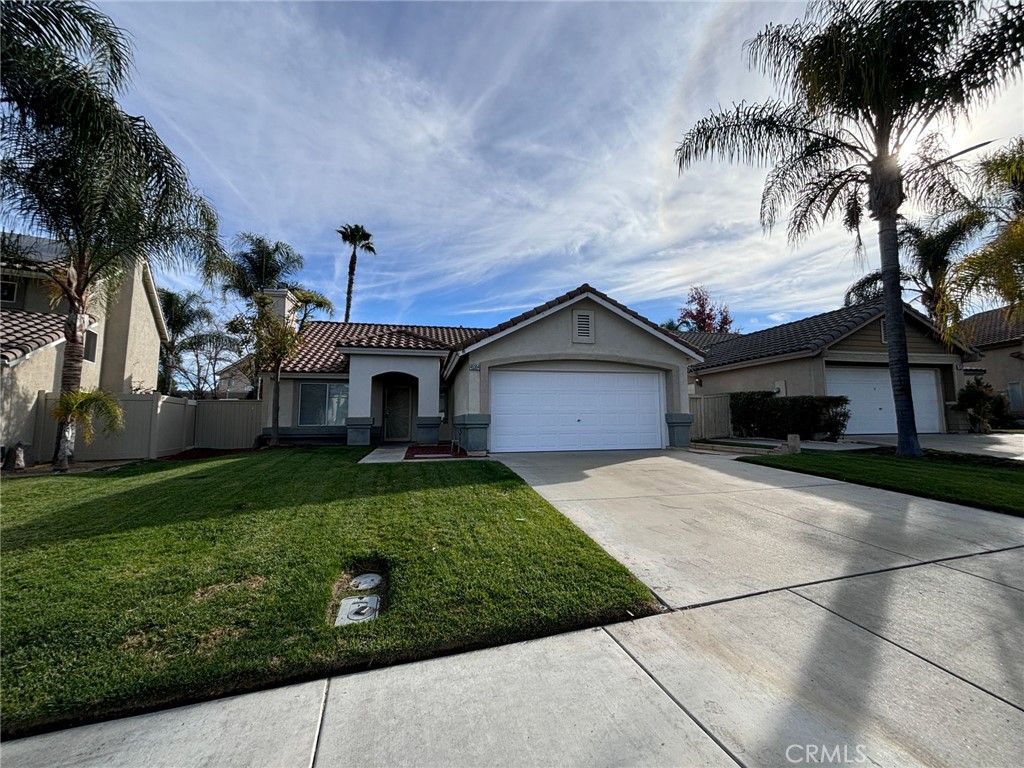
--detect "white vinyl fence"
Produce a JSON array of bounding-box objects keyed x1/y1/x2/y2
[
  {"x1": 33, "y1": 392, "x2": 262, "y2": 461},
  {"x1": 690, "y1": 394, "x2": 732, "y2": 440}
]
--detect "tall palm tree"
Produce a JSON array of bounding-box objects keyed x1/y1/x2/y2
[
  {"x1": 158, "y1": 288, "x2": 214, "y2": 394},
  {"x1": 675, "y1": 0, "x2": 1023, "y2": 457},
  {"x1": 844, "y1": 211, "x2": 987, "y2": 317},
  {"x1": 336, "y1": 223, "x2": 375, "y2": 323},
  {"x1": 221, "y1": 233, "x2": 303, "y2": 302},
  {"x1": 940, "y1": 137, "x2": 1024, "y2": 333},
  {"x1": 2, "y1": 0, "x2": 132, "y2": 144}
]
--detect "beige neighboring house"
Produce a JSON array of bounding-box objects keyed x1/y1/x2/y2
[
  {"x1": 1, "y1": 236, "x2": 168, "y2": 456},
  {"x1": 214, "y1": 355, "x2": 256, "y2": 399},
  {"x1": 682, "y1": 300, "x2": 978, "y2": 434},
  {"x1": 961, "y1": 306, "x2": 1024, "y2": 416},
  {"x1": 256, "y1": 284, "x2": 704, "y2": 453}
]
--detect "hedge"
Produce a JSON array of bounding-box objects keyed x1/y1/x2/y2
[{"x1": 729, "y1": 391, "x2": 851, "y2": 440}]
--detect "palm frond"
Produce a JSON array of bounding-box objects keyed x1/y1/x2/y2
[{"x1": 51, "y1": 388, "x2": 124, "y2": 445}]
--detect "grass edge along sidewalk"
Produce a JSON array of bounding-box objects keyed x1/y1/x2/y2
[
  {"x1": 1, "y1": 447, "x2": 658, "y2": 738},
  {"x1": 741, "y1": 448, "x2": 1024, "y2": 516}
]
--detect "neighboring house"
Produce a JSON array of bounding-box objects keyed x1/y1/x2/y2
[
  {"x1": 688, "y1": 300, "x2": 978, "y2": 434},
  {"x1": 258, "y1": 284, "x2": 704, "y2": 453},
  {"x1": 214, "y1": 355, "x2": 255, "y2": 399},
  {"x1": 960, "y1": 307, "x2": 1024, "y2": 415},
  {"x1": 1, "y1": 236, "x2": 168, "y2": 454}
]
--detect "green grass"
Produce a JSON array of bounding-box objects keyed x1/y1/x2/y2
[
  {"x1": 741, "y1": 449, "x2": 1024, "y2": 516},
  {"x1": 0, "y1": 448, "x2": 657, "y2": 737}
]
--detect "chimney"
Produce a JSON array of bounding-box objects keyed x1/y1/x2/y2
[{"x1": 261, "y1": 288, "x2": 297, "y2": 326}]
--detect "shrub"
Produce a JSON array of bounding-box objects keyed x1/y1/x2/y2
[
  {"x1": 729, "y1": 392, "x2": 851, "y2": 440},
  {"x1": 955, "y1": 377, "x2": 1011, "y2": 432}
]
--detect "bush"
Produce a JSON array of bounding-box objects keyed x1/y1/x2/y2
[
  {"x1": 955, "y1": 377, "x2": 1012, "y2": 432},
  {"x1": 730, "y1": 392, "x2": 851, "y2": 440}
]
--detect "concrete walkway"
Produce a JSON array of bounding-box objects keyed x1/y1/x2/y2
[
  {"x1": 852, "y1": 432, "x2": 1024, "y2": 460},
  {"x1": 6, "y1": 451, "x2": 1024, "y2": 767}
]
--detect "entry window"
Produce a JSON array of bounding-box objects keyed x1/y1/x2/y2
[
  {"x1": 299, "y1": 382, "x2": 348, "y2": 426},
  {"x1": 1008, "y1": 382, "x2": 1023, "y2": 413},
  {"x1": 572, "y1": 309, "x2": 595, "y2": 343},
  {"x1": 439, "y1": 387, "x2": 449, "y2": 423},
  {"x1": 83, "y1": 330, "x2": 98, "y2": 363},
  {"x1": 0, "y1": 280, "x2": 16, "y2": 303}
]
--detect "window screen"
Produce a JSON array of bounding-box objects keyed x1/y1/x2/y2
[{"x1": 299, "y1": 382, "x2": 348, "y2": 426}]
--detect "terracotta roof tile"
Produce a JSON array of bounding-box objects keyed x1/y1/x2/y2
[
  {"x1": 282, "y1": 322, "x2": 485, "y2": 374},
  {"x1": 960, "y1": 307, "x2": 1024, "y2": 347},
  {"x1": 1, "y1": 308, "x2": 70, "y2": 364}
]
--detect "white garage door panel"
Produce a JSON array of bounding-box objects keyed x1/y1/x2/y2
[
  {"x1": 826, "y1": 367, "x2": 943, "y2": 434},
  {"x1": 490, "y1": 371, "x2": 663, "y2": 452}
]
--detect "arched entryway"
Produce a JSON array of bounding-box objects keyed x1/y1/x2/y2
[{"x1": 372, "y1": 372, "x2": 418, "y2": 442}]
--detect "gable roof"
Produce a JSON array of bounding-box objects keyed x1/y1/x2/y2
[
  {"x1": 447, "y1": 283, "x2": 705, "y2": 361},
  {"x1": 282, "y1": 322, "x2": 485, "y2": 374},
  {"x1": 960, "y1": 306, "x2": 1024, "y2": 347},
  {"x1": 1, "y1": 308, "x2": 93, "y2": 366},
  {"x1": 693, "y1": 300, "x2": 896, "y2": 372}
]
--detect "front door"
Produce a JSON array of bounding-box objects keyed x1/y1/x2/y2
[{"x1": 383, "y1": 387, "x2": 412, "y2": 441}]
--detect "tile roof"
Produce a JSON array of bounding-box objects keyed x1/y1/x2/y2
[
  {"x1": 960, "y1": 307, "x2": 1024, "y2": 347},
  {"x1": 282, "y1": 322, "x2": 486, "y2": 374},
  {"x1": 692, "y1": 300, "x2": 888, "y2": 372},
  {"x1": 1, "y1": 309, "x2": 71, "y2": 364},
  {"x1": 450, "y1": 283, "x2": 705, "y2": 358},
  {"x1": 671, "y1": 331, "x2": 741, "y2": 353},
  {"x1": 280, "y1": 285, "x2": 703, "y2": 375}
]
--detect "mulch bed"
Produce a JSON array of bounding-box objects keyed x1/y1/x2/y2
[
  {"x1": 161, "y1": 447, "x2": 255, "y2": 461},
  {"x1": 404, "y1": 444, "x2": 469, "y2": 460}
]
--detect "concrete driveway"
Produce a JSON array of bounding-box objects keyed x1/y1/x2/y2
[
  {"x1": 7, "y1": 450, "x2": 1023, "y2": 767},
  {"x1": 852, "y1": 431, "x2": 1024, "y2": 459}
]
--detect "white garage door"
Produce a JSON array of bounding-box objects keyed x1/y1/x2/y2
[
  {"x1": 826, "y1": 367, "x2": 944, "y2": 434},
  {"x1": 490, "y1": 370, "x2": 663, "y2": 452}
]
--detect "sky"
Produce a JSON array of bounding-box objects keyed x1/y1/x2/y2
[{"x1": 102, "y1": 0, "x2": 1024, "y2": 332}]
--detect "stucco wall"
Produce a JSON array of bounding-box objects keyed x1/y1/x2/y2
[
  {"x1": 100, "y1": 265, "x2": 162, "y2": 393},
  {"x1": 696, "y1": 356, "x2": 825, "y2": 397},
  {"x1": 448, "y1": 298, "x2": 695, "y2": 416},
  {"x1": 347, "y1": 354, "x2": 443, "y2": 419},
  {"x1": 977, "y1": 342, "x2": 1024, "y2": 413}
]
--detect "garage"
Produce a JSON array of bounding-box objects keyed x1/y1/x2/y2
[
  {"x1": 826, "y1": 366, "x2": 944, "y2": 434},
  {"x1": 490, "y1": 370, "x2": 664, "y2": 452}
]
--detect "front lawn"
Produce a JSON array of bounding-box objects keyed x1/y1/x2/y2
[
  {"x1": 741, "y1": 449, "x2": 1024, "y2": 516},
  {"x1": 1, "y1": 448, "x2": 657, "y2": 737}
]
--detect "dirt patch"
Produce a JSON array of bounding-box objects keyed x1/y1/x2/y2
[
  {"x1": 192, "y1": 576, "x2": 267, "y2": 602},
  {"x1": 120, "y1": 630, "x2": 168, "y2": 670},
  {"x1": 197, "y1": 626, "x2": 247, "y2": 654},
  {"x1": 405, "y1": 444, "x2": 469, "y2": 460}
]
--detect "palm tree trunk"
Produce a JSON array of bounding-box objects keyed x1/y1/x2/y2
[
  {"x1": 877, "y1": 214, "x2": 924, "y2": 458},
  {"x1": 52, "y1": 309, "x2": 89, "y2": 470},
  {"x1": 344, "y1": 246, "x2": 357, "y2": 323}
]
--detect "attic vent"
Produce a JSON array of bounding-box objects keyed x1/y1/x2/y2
[{"x1": 573, "y1": 309, "x2": 595, "y2": 344}]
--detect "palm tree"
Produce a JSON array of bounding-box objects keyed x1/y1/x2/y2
[
  {"x1": 336, "y1": 224, "x2": 375, "y2": 323},
  {"x1": 51, "y1": 388, "x2": 124, "y2": 472},
  {"x1": 2, "y1": 1, "x2": 132, "y2": 145},
  {"x1": 158, "y1": 288, "x2": 214, "y2": 394},
  {"x1": 221, "y1": 233, "x2": 303, "y2": 302},
  {"x1": 940, "y1": 137, "x2": 1024, "y2": 333},
  {"x1": 844, "y1": 211, "x2": 987, "y2": 317},
  {"x1": 675, "y1": 0, "x2": 1023, "y2": 457}
]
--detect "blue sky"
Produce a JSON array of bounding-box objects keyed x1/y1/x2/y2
[{"x1": 103, "y1": 0, "x2": 1024, "y2": 332}]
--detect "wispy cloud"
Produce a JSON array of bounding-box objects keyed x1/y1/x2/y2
[{"x1": 103, "y1": 0, "x2": 1024, "y2": 331}]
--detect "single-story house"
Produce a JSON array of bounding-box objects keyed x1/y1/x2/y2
[
  {"x1": 682, "y1": 301, "x2": 978, "y2": 434},
  {"x1": 960, "y1": 306, "x2": 1024, "y2": 415},
  {"x1": 1, "y1": 236, "x2": 168, "y2": 455},
  {"x1": 258, "y1": 284, "x2": 704, "y2": 453}
]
